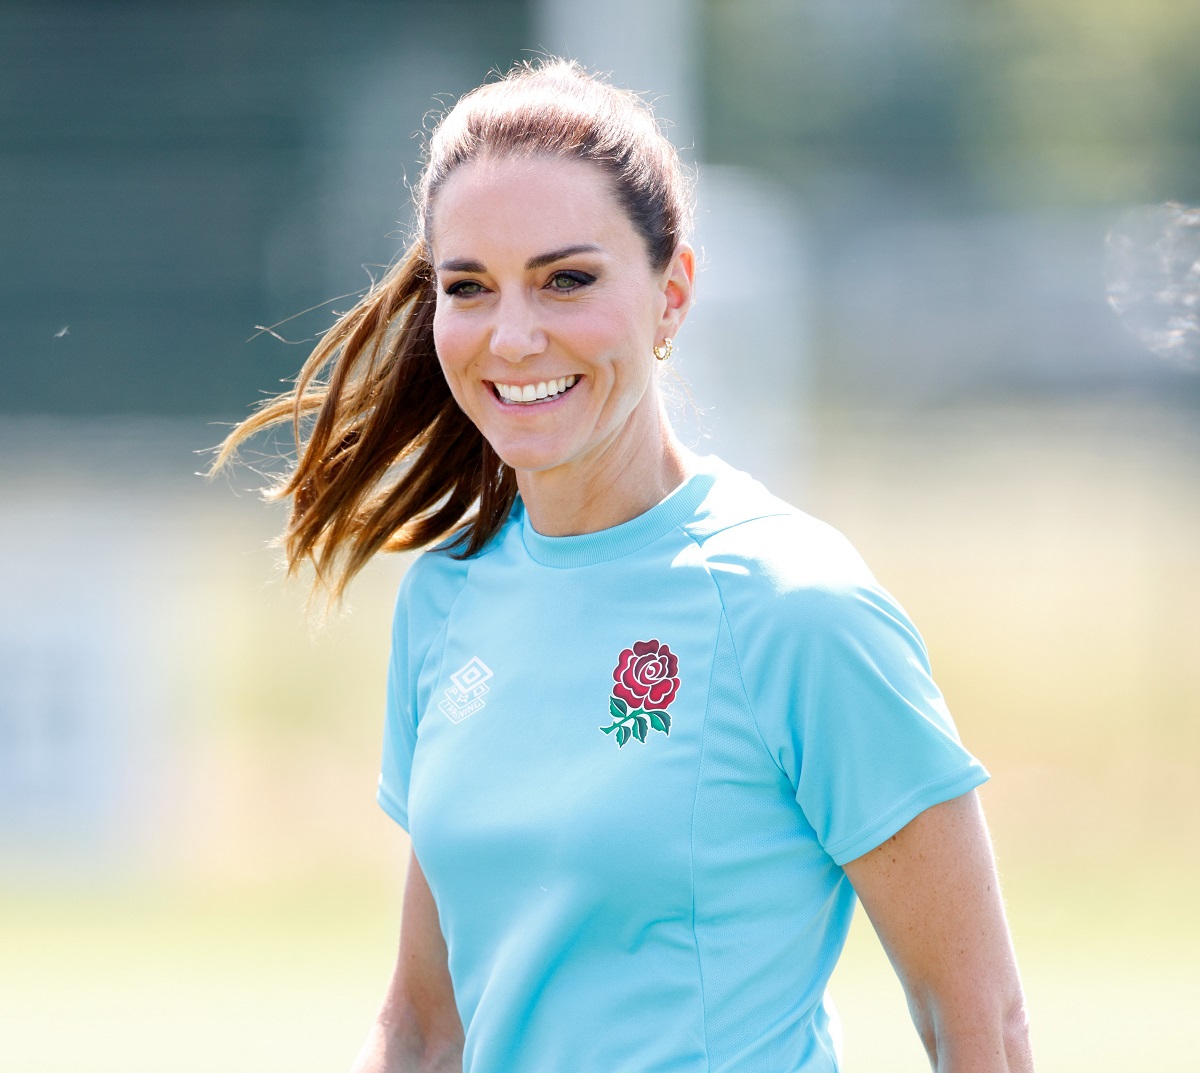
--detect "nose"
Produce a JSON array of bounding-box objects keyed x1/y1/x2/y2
[{"x1": 489, "y1": 292, "x2": 547, "y2": 364}]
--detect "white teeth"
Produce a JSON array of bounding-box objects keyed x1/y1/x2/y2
[{"x1": 493, "y1": 378, "x2": 578, "y2": 404}]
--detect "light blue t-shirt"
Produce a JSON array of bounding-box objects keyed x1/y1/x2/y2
[{"x1": 378, "y1": 456, "x2": 988, "y2": 1073}]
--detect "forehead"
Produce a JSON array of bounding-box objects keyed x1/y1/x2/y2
[{"x1": 428, "y1": 154, "x2": 640, "y2": 260}]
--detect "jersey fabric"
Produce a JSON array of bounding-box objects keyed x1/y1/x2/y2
[{"x1": 377, "y1": 455, "x2": 988, "y2": 1073}]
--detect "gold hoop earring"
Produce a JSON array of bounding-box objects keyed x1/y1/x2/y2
[{"x1": 653, "y1": 338, "x2": 674, "y2": 362}]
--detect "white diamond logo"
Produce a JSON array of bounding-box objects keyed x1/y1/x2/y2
[{"x1": 438, "y1": 657, "x2": 493, "y2": 724}]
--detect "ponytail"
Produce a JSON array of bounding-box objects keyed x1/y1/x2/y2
[{"x1": 210, "y1": 241, "x2": 516, "y2": 602}]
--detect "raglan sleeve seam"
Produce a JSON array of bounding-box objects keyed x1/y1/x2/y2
[
  {"x1": 408, "y1": 551, "x2": 478, "y2": 720},
  {"x1": 376, "y1": 552, "x2": 475, "y2": 831},
  {"x1": 691, "y1": 536, "x2": 795, "y2": 789}
]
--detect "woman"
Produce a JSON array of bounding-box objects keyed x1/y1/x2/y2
[{"x1": 216, "y1": 60, "x2": 1032, "y2": 1073}]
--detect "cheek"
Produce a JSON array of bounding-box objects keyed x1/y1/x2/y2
[
  {"x1": 431, "y1": 318, "x2": 479, "y2": 419},
  {"x1": 431, "y1": 307, "x2": 455, "y2": 362},
  {"x1": 573, "y1": 299, "x2": 652, "y2": 383},
  {"x1": 432, "y1": 309, "x2": 476, "y2": 380}
]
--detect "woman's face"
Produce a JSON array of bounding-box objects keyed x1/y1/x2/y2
[{"x1": 429, "y1": 154, "x2": 692, "y2": 478}]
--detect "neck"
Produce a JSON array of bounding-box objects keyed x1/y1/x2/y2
[{"x1": 515, "y1": 401, "x2": 692, "y2": 537}]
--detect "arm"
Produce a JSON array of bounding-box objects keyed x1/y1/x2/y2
[
  {"x1": 842, "y1": 791, "x2": 1033, "y2": 1072},
  {"x1": 350, "y1": 850, "x2": 464, "y2": 1073}
]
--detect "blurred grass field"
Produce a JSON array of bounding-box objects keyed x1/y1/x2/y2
[{"x1": 2, "y1": 399, "x2": 1199, "y2": 1071}]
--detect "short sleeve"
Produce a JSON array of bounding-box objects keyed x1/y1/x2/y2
[
  {"x1": 785, "y1": 583, "x2": 988, "y2": 864},
  {"x1": 710, "y1": 519, "x2": 989, "y2": 866},
  {"x1": 377, "y1": 566, "x2": 421, "y2": 831}
]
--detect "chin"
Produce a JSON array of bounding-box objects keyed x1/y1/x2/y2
[
  {"x1": 492, "y1": 446, "x2": 572, "y2": 474},
  {"x1": 484, "y1": 432, "x2": 585, "y2": 475}
]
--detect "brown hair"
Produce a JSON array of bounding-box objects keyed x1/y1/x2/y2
[{"x1": 210, "y1": 58, "x2": 692, "y2": 601}]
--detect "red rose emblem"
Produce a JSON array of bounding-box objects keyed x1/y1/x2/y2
[{"x1": 612, "y1": 639, "x2": 680, "y2": 711}]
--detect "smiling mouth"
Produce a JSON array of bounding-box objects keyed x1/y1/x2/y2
[{"x1": 492, "y1": 375, "x2": 578, "y2": 405}]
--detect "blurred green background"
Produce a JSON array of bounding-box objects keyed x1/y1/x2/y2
[{"x1": 2, "y1": 2, "x2": 1199, "y2": 1070}]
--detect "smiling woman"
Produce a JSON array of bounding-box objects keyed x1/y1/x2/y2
[
  {"x1": 211, "y1": 59, "x2": 1032, "y2": 1073},
  {"x1": 212, "y1": 60, "x2": 694, "y2": 582}
]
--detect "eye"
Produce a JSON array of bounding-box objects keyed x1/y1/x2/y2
[
  {"x1": 546, "y1": 270, "x2": 596, "y2": 292},
  {"x1": 445, "y1": 279, "x2": 485, "y2": 297}
]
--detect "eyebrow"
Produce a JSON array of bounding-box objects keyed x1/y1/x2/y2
[
  {"x1": 436, "y1": 244, "x2": 603, "y2": 274},
  {"x1": 525, "y1": 244, "x2": 602, "y2": 270}
]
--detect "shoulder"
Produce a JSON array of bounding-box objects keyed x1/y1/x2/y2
[
  {"x1": 392, "y1": 508, "x2": 517, "y2": 640},
  {"x1": 684, "y1": 459, "x2": 924, "y2": 655},
  {"x1": 685, "y1": 458, "x2": 876, "y2": 600},
  {"x1": 395, "y1": 546, "x2": 471, "y2": 621},
  {"x1": 400, "y1": 540, "x2": 473, "y2": 593}
]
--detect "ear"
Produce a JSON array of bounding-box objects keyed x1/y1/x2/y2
[{"x1": 656, "y1": 242, "x2": 695, "y2": 342}]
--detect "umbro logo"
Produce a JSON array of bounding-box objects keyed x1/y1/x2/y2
[{"x1": 439, "y1": 657, "x2": 493, "y2": 723}]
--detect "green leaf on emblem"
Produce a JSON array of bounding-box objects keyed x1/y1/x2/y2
[{"x1": 601, "y1": 696, "x2": 673, "y2": 748}]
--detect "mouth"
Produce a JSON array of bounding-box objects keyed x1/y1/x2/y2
[{"x1": 491, "y1": 375, "x2": 579, "y2": 406}]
